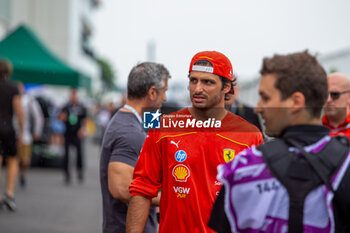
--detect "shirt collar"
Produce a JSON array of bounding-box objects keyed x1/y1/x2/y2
[{"x1": 279, "y1": 125, "x2": 329, "y2": 146}]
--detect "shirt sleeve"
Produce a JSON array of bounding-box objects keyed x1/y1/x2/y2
[
  {"x1": 256, "y1": 131, "x2": 264, "y2": 145},
  {"x1": 81, "y1": 105, "x2": 87, "y2": 119},
  {"x1": 108, "y1": 128, "x2": 144, "y2": 167},
  {"x1": 129, "y1": 130, "x2": 162, "y2": 200},
  {"x1": 13, "y1": 83, "x2": 19, "y2": 96}
]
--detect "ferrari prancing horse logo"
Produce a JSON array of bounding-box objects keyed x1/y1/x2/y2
[{"x1": 223, "y1": 149, "x2": 235, "y2": 163}]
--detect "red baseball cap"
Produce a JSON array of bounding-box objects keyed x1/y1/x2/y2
[{"x1": 189, "y1": 51, "x2": 233, "y2": 81}]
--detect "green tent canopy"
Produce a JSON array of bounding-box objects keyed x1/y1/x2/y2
[{"x1": 0, "y1": 25, "x2": 91, "y2": 89}]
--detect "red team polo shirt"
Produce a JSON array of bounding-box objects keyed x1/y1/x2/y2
[
  {"x1": 130, "y1": 108, "x2": 263, "y2": 233},
  {"x1": 322, "y1": 114, "x2": 350, "y2": 139}
]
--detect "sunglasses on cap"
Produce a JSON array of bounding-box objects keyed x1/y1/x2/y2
[{"x1": 329, "y1": 90, "x2": 350, "y2": 100}]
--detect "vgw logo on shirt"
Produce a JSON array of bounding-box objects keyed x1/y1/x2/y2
[{"x1": 143, "y1": 110, "x2": 161, "y2": 129}]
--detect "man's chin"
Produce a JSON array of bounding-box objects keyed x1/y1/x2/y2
[
  {"x1": 324, "y1": 109, "x2": 336, "y2": 117},
  {"x1": 264, "y1": 128, "x2": 280, "y2": 138},
  {"x1": 192, "y1": 102, "x2": 207, "y2": 109}
]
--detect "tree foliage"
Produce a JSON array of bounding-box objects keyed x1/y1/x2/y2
[
  {"x1": 329, "y1": 67, "x2": 338, "y2": 74},
  {"x1": 96, "y1": 58, "x2": 116, "y2": 91}
]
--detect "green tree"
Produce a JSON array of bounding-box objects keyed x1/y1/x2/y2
[
  {"x1": 329, "y1": 67, "x2": 338, "y2": 74},
  {"x1": 96, "y1": 58, "x2": 116, "y2": 91}
]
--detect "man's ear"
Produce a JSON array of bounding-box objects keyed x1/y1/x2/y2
[
  {"x1": 223, "y1": 81, "x2": 231, "y2": 94},
  {"x1": 147, "y1": 86, "x2": 158, "y2": 101},
  {"x1": 346, "y1": 93, "x2": 350, "y2": 107},
  {"x1": 290, "y1": 92, "x2": 305, "y2": 113}
]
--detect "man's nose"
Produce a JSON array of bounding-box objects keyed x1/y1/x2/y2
[
  {"x1": 194, "y1": 83, "x2": 204, "y2": 93},
  {"x1": 326, "y1": 93, "x2": 332, "y2": 102},
  {"x1": 255, "y1": 100, "x2": 262, "y2": 114}
]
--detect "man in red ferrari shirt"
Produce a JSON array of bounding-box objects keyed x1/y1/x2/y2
[
  {"x1": 126, "y1": 51, "x2": 263, "y2": 233},
  {"x1": 323, "y1": 73, "x2": 350, "y2": 139}
]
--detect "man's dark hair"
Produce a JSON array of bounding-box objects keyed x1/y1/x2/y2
[
  {"x1": 0, "y1": 59, "x2": 13, "y2": 79},
  {"x1": 127, "y1": 62, "x2": 170, "y2": 100},
  {"x1": 192, "y1": 60, "x2": 236, "y2": 91},
  {"x1": 260, "y1": 50, "x2": 328, "y2": 118}
]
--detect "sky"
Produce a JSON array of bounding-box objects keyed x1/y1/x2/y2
[{"x1": 92, "y1": 0, "x2": 350, "y2": 90}]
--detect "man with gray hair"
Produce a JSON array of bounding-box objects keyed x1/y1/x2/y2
[
  {"x1": 99, "y1": 62, "x2": 170, "y2": 233},
  {"x1": 323, "y1": 73, "x2": 350, "y2": 139}
]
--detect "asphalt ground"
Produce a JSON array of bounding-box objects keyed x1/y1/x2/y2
[{"x1": 0, "y1": 139, "x2": 102, "y2": 233}]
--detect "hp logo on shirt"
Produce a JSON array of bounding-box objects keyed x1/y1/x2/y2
[
  {"x1": 175, "y1": 150, "x2": 187, "y2": 162},
  {"x1": 143, "y1": 110, "x2": 161, "y2": 129}
]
